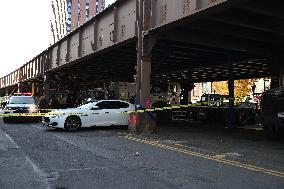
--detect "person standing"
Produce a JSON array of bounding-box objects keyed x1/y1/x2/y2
[
  {"x1": 38, "y1": 95, "x2": 49, "y2": 113},
  {"x1": 49, "y1": 96, "x2": 61, "y2": 109}
]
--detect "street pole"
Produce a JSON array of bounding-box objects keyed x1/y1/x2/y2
[
  {"x1": 228, "y1": 53, "x2": 235, "y2": 128},
  {"x1": 135, "y1": 0, "x2": 143, "y2": 105}
]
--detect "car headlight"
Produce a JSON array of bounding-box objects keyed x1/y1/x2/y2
[
  {"x1": 29, "y1": 106, "x2": 37, "y2": 112},
  {"x1": 4, "y1": 107, "x2": 12, "y2": 110}
]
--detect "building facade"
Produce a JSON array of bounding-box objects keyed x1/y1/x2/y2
[
  {"x1": 189, "y1": 79, "x2": 271, "y2": 103},
  {"x1": 50, "y1": 0, "x2": 105, "y2": 44}
]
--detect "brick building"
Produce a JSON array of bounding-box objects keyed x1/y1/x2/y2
[{"x1": 50, "y1": 0, "x2": 105, "y2": 44}]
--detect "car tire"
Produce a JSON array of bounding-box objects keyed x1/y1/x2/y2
[
  {"x1": 238, "y1": 111, "x2": 249, "y2": 126},
  {"x1": 64, "y1": 116, "x2": 81, "y2": 132}
]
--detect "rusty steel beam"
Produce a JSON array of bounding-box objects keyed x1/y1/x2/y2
[
  {"x1": 148, "y1": 0, "x2": 229, "y2": 32},
  {"x1": 135, "y1": 0, "x2": 143, "y2": 104}
]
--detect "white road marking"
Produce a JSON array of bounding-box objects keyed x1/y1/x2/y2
[
  {"x1": 3, "y1": 125, "x2": 53, "y2": 188},
  {"x1": 25, "y1": 157, "x2": 52, "y2": 189},
  {"x1": 53, "y1": 134, "x2": 66, "y2": 141},
  {"x1": 4, "y1": 133, "x2": 20, "y2": 149}
]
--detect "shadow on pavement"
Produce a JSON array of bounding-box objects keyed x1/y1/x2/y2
[{"x1": 45, "y1": 125, "x2": 128, "y2": 133}]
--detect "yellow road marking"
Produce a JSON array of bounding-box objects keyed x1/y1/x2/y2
[
  {"x1": 121, "y1": 134, "x2": 284, "y2": 178},
  {"x1": 237, "y1": 127, "x2": 263, "y2": 131}
]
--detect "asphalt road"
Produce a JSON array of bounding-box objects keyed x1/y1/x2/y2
[{"x1": 0, "y1": 119, "x2": 284, "y2": 189}]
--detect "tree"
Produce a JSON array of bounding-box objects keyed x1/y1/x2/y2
[{"x1": 212, "y1": 79, "x2": 253, "y2": 103}]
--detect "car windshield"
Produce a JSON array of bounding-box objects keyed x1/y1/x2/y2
[
  {"x1": 9, "y1": 96, "x2": 35, "y2": 104},
  {"x1": 78, "y1": 102, "x2": 96, "y2": 109}
]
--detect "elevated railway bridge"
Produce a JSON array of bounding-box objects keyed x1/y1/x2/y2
[{"x1": 1, "y1": 0, "x2": 284, "y2": 129}]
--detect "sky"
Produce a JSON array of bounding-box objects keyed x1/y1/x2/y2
[{"x1": 0, "y1": 0, "x2": 116, "y2": 78}]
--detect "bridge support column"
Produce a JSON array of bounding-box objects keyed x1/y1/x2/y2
[
  {"x1": 140, "y1": 56, "x2": 151, "y2": 107},
  {"x1": 32, "y1": 83, "x2": 35, "y2": 96},
  {"x1": 43, "y1": 74, "x2": 50, "y2": 99},
  {"x1": 180, "y1": 81, "x2": 194, "y2": 105},
  {"x1": 17, "y1": 83, "x2": 22, "y2": 93},
  {"x1": 129, "y1": 54, "x2": 157, "y2": 134},
  {"x1": 180, "y1": 83, "x2": 189, "y2": 105},
  {"x1": 270, "y1": 57, "x2": 283, "y2": 89},
  {"x1": 228, "y1": 54, "x2": 236, "y2": 128},
  {"x1": 129, "y1": 0, "x2": 157, "y2": 133},
  {"x1": 280, "y1": 64, "x2": 284, "y2": 87},
  {"x1": 132, "y1": 48, "x2": 157, "y2": 133}
]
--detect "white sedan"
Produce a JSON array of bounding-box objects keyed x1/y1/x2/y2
[{"x1": 43, "y1": 100, "x2": 135, "y2": 131}]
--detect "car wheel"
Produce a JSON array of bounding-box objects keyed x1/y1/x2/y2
[
  {"x1": 64, "y1": 116, "x2": 81, "y2": 132},
  {"x1": 238, "y1": 111, "x2": 249, "y2": 126}
]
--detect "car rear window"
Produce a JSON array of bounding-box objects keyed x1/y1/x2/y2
[{"x1": 9, "y1": 97, "x2": 35, "y2": 104}]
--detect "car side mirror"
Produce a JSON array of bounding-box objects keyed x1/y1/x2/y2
[{"x1": 91, "y1": 106, "x2": 99, "y2": 110}]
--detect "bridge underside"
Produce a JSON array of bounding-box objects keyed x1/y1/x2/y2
[
  {"x1": 47, "y1": 40, "x2": 137, "y2": 90},
  {"x1": 45, "y1": 0, "x2": 283, "y2": 89},
  {"x1": 151, "y1": 0, "x2": 284, "y2": 83},
  {"x1": 43, "y1": 43, "x2": 271, "y2": 92}
]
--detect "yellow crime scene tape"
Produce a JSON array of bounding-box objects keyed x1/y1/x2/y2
[
  {"x1": 1, "y1": 94, "x2": 245, "y2": 118},
  {"x1": 0, "y1": 101, "x2": 214, "y2": 117},
  {"x1": 0, "y1": 97, "x2": 245, "y2": 118}
]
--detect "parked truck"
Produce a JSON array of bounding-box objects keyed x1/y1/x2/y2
[
  {"x1": 189, "y1": 94, "x2": 258, "y2": 126},
  {"x1": 261, "y1": 87, "x2": 284, "y2": 138}
]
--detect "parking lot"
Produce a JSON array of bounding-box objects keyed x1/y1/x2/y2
[{"x1": 1, "y1": 118, "x2": 283, "y2": 189}]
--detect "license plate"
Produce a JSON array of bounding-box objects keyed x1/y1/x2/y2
[{"x1": 278, "y1": 113, "x2": 284, "y2": 118}]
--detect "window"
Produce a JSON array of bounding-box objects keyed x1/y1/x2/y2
[
  {"x1": 78, "y1": 0, "x2": 81, "y2": 26},
  {"x1": 86, "y1": 0, "x2": 90, "y2": 20},
  {"x1": 108, "y1": 101, "x2": 129, "y2": 109},
  {"x1": 118, "y1": 102, "x2": 129, "y2": 108},
  {"x1": 96, "y1": 101, "x2": 110, "y2": 109},
  {"x1": 9, "y1": 97, "x2": 35, "y2": 104},
  {"x1": 101, "y1": 0, "x2": 105, "y2": 11},
  {"x1": 96, "y1": 0, "x2": 99, "y2": 14},
  {"x1": 96, "y1": 101, "x2": 129, "y2": 109},
  {"x1": 67, "y1": 0, "x2": 72, "y2": 33}
]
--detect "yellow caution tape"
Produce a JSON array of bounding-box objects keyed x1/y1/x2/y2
[{"x1": 0, "y1": 100, "x2": 227, "y2": 117}]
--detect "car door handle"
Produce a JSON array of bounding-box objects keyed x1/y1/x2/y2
[{"x1": 105, "y1": 112, "x2": 109, "y2": 114}]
